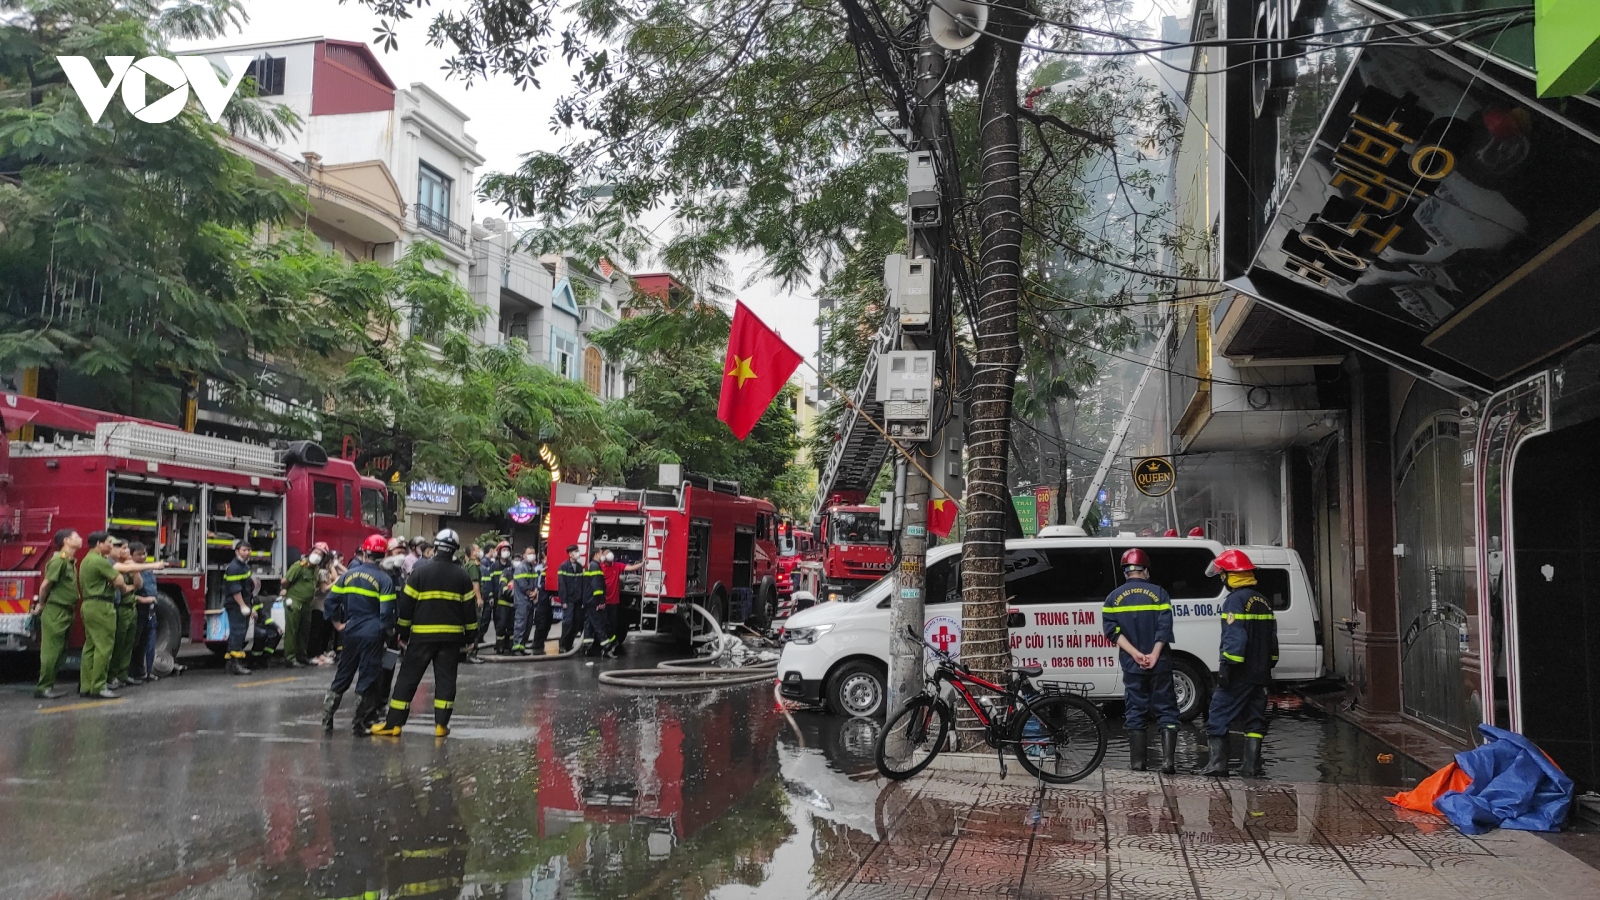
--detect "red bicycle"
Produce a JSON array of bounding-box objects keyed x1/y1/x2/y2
[{"x1": 875, "y1": 629, "x2": 1108, "y2": 783}]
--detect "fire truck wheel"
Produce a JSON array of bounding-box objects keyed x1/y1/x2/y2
[
  {"x1": 828, "y1": 659, "x2": 887, "y2": 719},
  {"x1": 152, "y1": 594, "x2": 185, "y2": 676},
  {"x1": 749, "y1": 579, "x2": 779, "y2": 630}
]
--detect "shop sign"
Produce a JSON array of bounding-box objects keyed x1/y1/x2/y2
[
  {"x1": 1012, "y1": 494, "x2": 1039, "y2": 537},
  {"x1": 1132, "y1": 457, "x2": 1176, "y2": 497},
  {"x1": 405, "y1": 480, "x2": 460, "y2": 515},
  {"x1": 508, "y1": 497, "x2": 540, "y2": 524}
]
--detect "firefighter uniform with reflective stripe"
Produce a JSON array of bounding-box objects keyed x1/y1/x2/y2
[
  {"x1": 556, "y1": 559, "x2": 599, "y2": 653},
  {"x1": 509, "y1": 559, "x2": 541, "y2": 650},
  {"x1": 485, "y1": 561, "x2": 515, "y2": 653},
  {"x1": 1205, "y1": 583, "x2": 1279, "y2": 739},
  {"x1": 1102, "y1": 578, "x2": 1179, "y2": 729},
  {"x1": 223, "y1": 557, "x2": 255, "y2": 664},
  {"x1": 382, "y1": 556, "x2": 476, "y2": 731},
  {"x1": 325, "y1": 562, "x2": 396, "y2": 697}
]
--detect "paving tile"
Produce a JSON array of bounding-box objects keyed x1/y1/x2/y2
[
  {"x1": 835, "y1": 882, "x2": 933, "y2": 900},
  {"x1": 932, "y1": 855, "x2": 1029, "y2": 893},
  {"x1": 1190, "y1": 871, "x2": 1287, "y2": 900},
  {"x1": 1106, "y1": 863, "x2": 1201, "y2": 899}
]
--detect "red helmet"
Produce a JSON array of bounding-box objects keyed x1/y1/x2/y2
[
  {"x1": 1187, "y1": 526, "x2": 1206, "y2": 538},
  {"x1": 1120, "y1": 548, "x2": 1149, "y2": 568},
  {"x1": 361, "y1": 534, "x2": 389, "y2": 555},
  {"x1": 1162, "y1": 529, "x2": 1179, "y2": 537},
  {"x1": 1205, "y1": 549, "x2": 1254, "y2": 576}
]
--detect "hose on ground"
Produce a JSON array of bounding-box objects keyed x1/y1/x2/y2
[
  {"x1": 598, "y1": 603, "x2": 779, "y2": 689},
  {"x1": 477, "y1": 643, "x2": 582, "y2": 663}
]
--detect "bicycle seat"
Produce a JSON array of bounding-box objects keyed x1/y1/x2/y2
[{"x1": 1009, "y1": 665, "x2": 1043, "y2": 679}]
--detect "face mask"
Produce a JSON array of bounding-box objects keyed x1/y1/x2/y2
[
  {"x1": 500, "y1": 550, "x2": 511, "y2": 561},
  {"x1": 308, "y1": 553, "x2": 324, "y2": 565},
  {"x1": 382, "y1": 556, "x2": 402, "y2": 571},
  {"x1": 524, "y1": 555, "x2": 536, "y2": 564}
]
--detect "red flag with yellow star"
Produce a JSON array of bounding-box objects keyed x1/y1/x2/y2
[
  {"x1": 928, "y1": 497, "x2": 959, "y2": 538},
  {"x1": 718, "y1": 301, "x2": 803, "y2": 440}
]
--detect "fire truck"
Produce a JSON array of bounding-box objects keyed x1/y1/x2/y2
[
  {"x1": 814, "y1": 500, "x2": 895, "y2": 603},
  {"x1": 543, "y1": 473, "x2": 781, "y2": 641},
  {"x1": 0, "y1": 394, "x2": 391, "y2": 661}
]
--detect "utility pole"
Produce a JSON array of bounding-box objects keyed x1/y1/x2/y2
[{"x1": 886, "y1": 22, "x2": 947, "y2": 721}]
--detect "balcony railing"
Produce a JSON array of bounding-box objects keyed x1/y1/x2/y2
[
  {"x1": 409, "y1": 204, "x2": 469, "y2": 248},
  {"x1": 580, "y1": 304, "x2": 619, "y2": 333}
]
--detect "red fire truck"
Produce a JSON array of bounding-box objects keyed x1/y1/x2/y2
[
  {"x1": 0, "y1": 394, "x2": 391, "y2": 660},
  {"x1": 814, "y1": 502, "x2": 895, "y2": 603},
  {"x1": 543, "y1": 473, "x2": 780, "y2": 642}
]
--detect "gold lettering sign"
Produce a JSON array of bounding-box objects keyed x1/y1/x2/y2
[{"x1": 1132, "y1": 457, "x2": 1176, "y2": 498}]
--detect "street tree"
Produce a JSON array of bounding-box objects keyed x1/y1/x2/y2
[{"x1": 350, "y1": 0, "x2": 1175, "y2": 720}]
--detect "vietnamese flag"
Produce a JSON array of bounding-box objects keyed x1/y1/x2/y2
[
  {"x1": 717, "y1": 301, "x2": 803, "y2": 440},
  {"x1": 928, "y1": 497, "x2": 958, "y2": 537}
]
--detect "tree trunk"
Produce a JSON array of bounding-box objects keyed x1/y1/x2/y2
[{"x1": 958, "y1": 15, "x2": 1026, "y2": 746}]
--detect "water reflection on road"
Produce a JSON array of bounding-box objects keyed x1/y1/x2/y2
[{"x1": 0, "y1": 660, "x2": 1434, "y2": 900}]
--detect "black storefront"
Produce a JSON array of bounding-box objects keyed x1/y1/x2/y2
[{"x1": 1213, "y1": 0, "x2": 1600, "y2": 786}]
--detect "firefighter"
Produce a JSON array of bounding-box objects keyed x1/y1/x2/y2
[
  {"x1": 582, "y1": 549, "x2": 611, "y2": 657},
  {"x1": 555, "y1": 544, "x2": 591, "y2": 654},
  {"x1": 222, "y1": 539, "x2": 258, "y2": 676},
  {"x1": 530, "y1": 551, "x2": 556, "y2": 655},
  {"x1": 462, "y1": 543, "x2": 487, "y2": 664},
  {"x1": 31, "y1": 529, "x2": 83, "y2": 699},
  {"x1": 596, "y1": 550, "x2": 642, "y2": 658},
  {"x1": 373, "y1": 529, "x2": 477, "y2": 738},
  {"x1": 1102, "y1": 548, "x2": 1179, "y2": 773},
  {"x1": 483, "y1": 541, "x2": 514, "y2": 654},
  {"x1": 322, "y1": 534, "x2": 397, "y2": 734},
  {"x1": 281, "y1": 542, "x2": 326, "y2": 667},
  {"x1": 1198, "y1": 549, "x2": 1279, "y2": 778},
  {"x1": 509, "y1": 547, "x2": 541, "y2": 654}
]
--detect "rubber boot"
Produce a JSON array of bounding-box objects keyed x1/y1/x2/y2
[
  {"x1": 321, "y1": 691, "x2": 342, "y2": 734},
  {"x1": 1198, "y1": 736, "x2": 1230, "y2": 776},
  {"x1": 352, "y1": 692, "x2": 382, "y2": 735},
  {"x1": 1160, "y1": 727, "x2": 1178, "y2": 775},
  {"x1": 1128, "y1": 729, "x2": 1148, "y2": 771},
  {"x1": 1240, "y1": 736, "x2": 1264, "y2": 778},
  {"x1": 226, "y1": 657, "x2": 251, "y2": 676}
]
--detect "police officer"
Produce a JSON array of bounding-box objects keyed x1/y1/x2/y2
[
  {"x1": 222, "y1": 540, "x2": 258, "y2": 676},
  {"x1": 1198, "y1": 549, "x2": 1279, "y2": 777},
  {"x1": 509, "y1": 547, "x2": 542, "y2": 654},
  {"x1": 555, "y1": 545, "x2": 592, "y2": 654},
  {"x1": 281, "y1": 542, "x2": 326, "y2": 667},
  {"x1": 1102, "y1": 548, "x2": 1179, "y2": 773},
  {"x1": 323, "y1": 534, "x2": 397, "y2": 734},
  {"x1": 373, "y1": 529, "x2": 477, "y2": 738}
]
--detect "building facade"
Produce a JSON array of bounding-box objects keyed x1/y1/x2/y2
[{"x1": 1163, "y1": 0, "x2": 1600, "y2": 789}]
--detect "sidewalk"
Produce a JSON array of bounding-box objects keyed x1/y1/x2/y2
[{"x1": 827, "y1": 767, "x2": 1600, "y2": 899}]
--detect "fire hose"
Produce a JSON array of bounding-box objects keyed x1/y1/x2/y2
[{"x1": 597, "y1": 603, "x2": 780, "y2": 689}]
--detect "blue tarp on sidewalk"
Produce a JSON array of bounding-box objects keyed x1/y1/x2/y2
[{"x1": 1433, "y1": 724, "x2": 1574, "y2": 835}]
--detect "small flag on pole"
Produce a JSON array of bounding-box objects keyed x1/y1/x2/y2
[
  {"x1": 928, "y1": 498, "x2": 959, "y2": 537},
  {"x1": 717, "y1": 301, "x2": 802, "y2": 440}
]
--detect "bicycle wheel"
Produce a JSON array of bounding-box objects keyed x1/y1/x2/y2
[
  {"x1": 876, "y1": 695, "x2": 951, "y2": 780},
  {"x1": 1010, "y1": 693, "x2": 1108, "y2": 784}
]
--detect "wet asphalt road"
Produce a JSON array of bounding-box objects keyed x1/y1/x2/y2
[{"x1": 0, "y1": 645, "x2": 1437, "y2": 900}]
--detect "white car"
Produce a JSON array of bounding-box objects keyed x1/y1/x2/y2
[{"x1": 777, "y1": 533, "x2": 1324, "y2": 719}]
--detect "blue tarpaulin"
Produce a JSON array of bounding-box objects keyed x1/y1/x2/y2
[{"x1": 1432, "y1": 725, "x2": 1574, "y2": 835}]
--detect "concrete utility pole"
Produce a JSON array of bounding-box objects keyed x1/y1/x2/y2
[{"x1": 886, "y1": 24, "x2": 947, "y2": 721}]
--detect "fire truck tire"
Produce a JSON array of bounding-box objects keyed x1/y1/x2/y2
[
  {"x1": 749, "y1": 579, "x2": 779, "y2": 630},
  {"x1": 827, "y1": 658, "x2": 888, "y2": 719},
  {"x1": 152, "y1": 593, "x2": 185, "y2": 676}
]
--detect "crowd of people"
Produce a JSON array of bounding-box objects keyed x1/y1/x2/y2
[{"x1": 27, "y1": 527, "x2": 636, "y2": 737}]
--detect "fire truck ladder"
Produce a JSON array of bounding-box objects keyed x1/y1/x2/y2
[
  {"x1": 637, "y1": 515, "x2": 670, "y2": 635},
  {"x1": 810, "y1": 313, "x2": 901, "y2": 526}
]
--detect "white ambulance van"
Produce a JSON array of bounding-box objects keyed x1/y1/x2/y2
[{"x1": 776, "y1": 532, "x2": 1323, "y2": 719}]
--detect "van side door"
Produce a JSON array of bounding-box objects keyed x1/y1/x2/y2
[{"x1": 1005, "y1": 546, "x2": 1121, "y2": 697}]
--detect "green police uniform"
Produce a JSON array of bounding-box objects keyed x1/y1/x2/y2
[
  {"x1": 282, "y1": 558, "x2": 319, "y2": 663},
  {"x1": 109, "y1": 567, "x2": 138, "y2": 684},
  {"x1": 35, "y1": 552, "x2": 80, "y2": 695},
  {"x1": 77, "y1": 550, "x2": 120, "y2": 695}
]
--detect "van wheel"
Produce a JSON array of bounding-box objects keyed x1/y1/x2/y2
[
  {"x1": 152, "y1": 594, "x2": 185, "y2": 675},
  {"x1": 828, "y1": 660, "x2": 887, "y2": 719},
  {"x1": 1171, "y1": 657, "x2": 1210, "y2": 723}
]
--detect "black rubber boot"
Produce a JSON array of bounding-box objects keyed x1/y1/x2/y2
[
  {"x1": 1240, "y1": 736, "x2": 1264, "y2": 777},
  {"x1": 1128, "y1": 729, "x2": 1148, "y2": 771},
  {"x1": 350, "y1": 693, "x2": 379, "y2": 736},
  {"x1": 321, "y1": 691, "x2": 342, "y2": 734},
  {"x1": 1198, "y1": 736, "x2": 1230, "y2": 776},
  {"x1": 1160, "y1": 727, "x2": 1178, "y2": 775},
  {"x1": 226, "y1": 658, "x2": 251, "y2": 676}
]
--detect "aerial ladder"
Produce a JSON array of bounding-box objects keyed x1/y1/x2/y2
[{"x1": 809, "y1": 310, "x2": 901, "y2": 526}]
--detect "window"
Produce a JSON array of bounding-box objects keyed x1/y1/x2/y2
[
  {"x1": 1114, "y1": 546, "x2": 1222, "y2": 600},
  {"x1": 552, "y1": 329, "x2": 578, "y2": 379},
  {"x1": 584, "y1": 346, "x2": 604, "y2": 394},
  {"x1": 312, "y1": 480, "x2": 338, "y2": 516},
  {"x1": 1255, "y1": 568, "x2": 1293, "y2": 611},
  {"x1": 244, "y1": 55, "x2": 285, "y2": 96},
  {"x1": 829, "y1": 510, "x2": 887, "y2": 545},
  {"x1": 361, "y1": 488, "x2": 384, "y2": 528},
  {"x1": 416, "y1": 163, "x2": 453, "y2": 235},
  {"x1": 925, "y1": 555, "x2": 961, "y2": 605},
  {"x1": 1004, "y1": 547, "x2": 1118, "y2": 605},
  {"x1": 343, "y1": 483, "x2": 355, "y2": 521}
]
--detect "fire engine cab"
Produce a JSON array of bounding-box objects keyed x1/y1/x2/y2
[
  {"x1": 543, "y1": 473, "x2": 780, "y2": 642},
  {"x1": 0, "y1": 394, "x2": 391, "y2": 662},
  {"x1": 814, "y1": 501, "x2": 895, "y2": 603}
]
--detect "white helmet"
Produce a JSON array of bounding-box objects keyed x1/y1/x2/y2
[{"x1": 434, "y1": 528, "x2": 461, "y2": 556}]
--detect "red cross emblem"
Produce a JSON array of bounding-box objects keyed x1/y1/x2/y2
[{"x1": 931, "y1": 625, "x2": 957, "y2": 653}]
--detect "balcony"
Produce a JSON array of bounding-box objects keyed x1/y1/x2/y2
[
  {"x1": 580, "y1": 304, "x2": 619, "y2": 334},
  {"x1": 409, "y1": 204, "x2": 469, "y2": 249},
  {"x1": 225, "y1": 136, "x2": 404, "y2": 244}
]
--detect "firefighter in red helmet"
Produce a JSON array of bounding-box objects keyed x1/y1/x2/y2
[
  {"x1": 1198, "y1": 548, "x2": 1279, "y2": 777},
  {"x1": 321, "y1": 533, "x2": 397, "y2": 734},
  {"x1": 1101, "y1": 548, "x2": 1179, "y2": 773}
]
